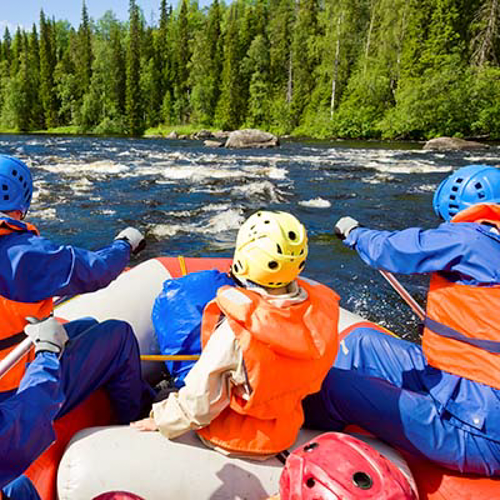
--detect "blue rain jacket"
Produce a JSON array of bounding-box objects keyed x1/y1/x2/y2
[
  {"x1": 0, "y1": 216, "x2": 131, "y2": 303},
  {"x1": 0, "y1": 218, "x2": 150, "y2": 492},
  {"x1": 152, "y1": 269, "x2": 235, "y2": 387},
  {"x1": 0, "y1": 317, "x2": 154, "y2": 492},
  {"x1": 303, "y1": 221, "x2": 500, "y2": 474}
]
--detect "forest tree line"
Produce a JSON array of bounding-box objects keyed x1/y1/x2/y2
[{"x1": 1, "y1": 0, "x2": 500, "y2": 139}]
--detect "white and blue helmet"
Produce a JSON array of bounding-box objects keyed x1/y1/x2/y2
[
  {"x1": 0, "y1": 155, "x2": 33, "y2": 216},
  {"x1": 433, "y1": 165, "x2": 500, "y2": 221}
]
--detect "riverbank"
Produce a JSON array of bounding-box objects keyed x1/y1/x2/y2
[{"x1": 1, "y1": 126, "x2": 497, "y2": 152}]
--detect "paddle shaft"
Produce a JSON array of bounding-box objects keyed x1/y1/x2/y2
[
  {"x1": 141, "y1": 354, "x2": 200, "y2": 362},
  {"x1": 0, "y1": 337, "x2": 33, "y2": 380},
  {"x1": 379, "y1": 270, "x2": 426, "y2": 321}
]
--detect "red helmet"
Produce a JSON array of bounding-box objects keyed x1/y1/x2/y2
[
  {"x1": 92, "y1": 492, "x2": 145, "y2": 500},
  {"x1": 279, "y1": 432, "x2": 418, "y2": 500}
]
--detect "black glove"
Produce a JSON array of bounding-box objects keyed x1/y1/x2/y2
[
  {"x1": 115, "y1": 227, "x2": 146, "y2": 255},
  {"x1": 334, "y1": 216, "x2": 360, "y2": 241},
  {"x1": 25, "y1": 315, "x2": 69, "y2": 356}
]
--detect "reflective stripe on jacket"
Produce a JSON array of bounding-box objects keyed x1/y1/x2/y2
[
  {"x1": 0, "y1": 218, "x2": 53, "y2": 392},
  {"x1": 197, "y1": 278, "x2": 340, "y2": 455},
  {"x1": 423, "y1": 204, "x2": 500, "y2": 389}
]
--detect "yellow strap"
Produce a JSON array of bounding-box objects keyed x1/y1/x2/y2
[
  {"x1": 178, "y1": 256, "x2": 188, "y2": 277},
  {"x1": 141, "y1": 354, "x2": 200, "y2": 362}
]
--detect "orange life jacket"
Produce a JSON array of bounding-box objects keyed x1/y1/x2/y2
[
  {"x1": 197, "y1": 278, "x2": 339, "y2": 455},
  {"x1": 422, "y1": 203, "x2": 500, "y2": 389},
  {"x1": 0, "y1": 218, "x2": 53, "y2": 392}
]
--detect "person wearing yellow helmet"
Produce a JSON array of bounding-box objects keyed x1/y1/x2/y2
[
  {"x1": 231, "y1": 210, "x2": 308, "y2": 289},
  {"x1": 135, "y1": 210, "x2": 340, "y2": 458}
]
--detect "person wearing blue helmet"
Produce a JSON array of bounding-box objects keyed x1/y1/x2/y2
[
  {"x1": 0, "y1": 155, "x2": 154, "y2": 499},
  {"x1": 303, "y1": 164, "x2": 500, "y2": 476}
]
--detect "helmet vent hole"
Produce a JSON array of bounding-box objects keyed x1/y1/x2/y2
[
  {"x1": 475, "y1": 182, "x2": 483, "y2": 189},
  {"x1": 23, "y1": 182, "x2": 27, "y2": 188},
  {"x1": 268, "y1": 261, "x2": 278, "y2": 270},
  {"x1": 353, "y1": 472, "x2": 373, "y2": 490},
  {"x1": 19, "y1": 175, "x2": 23, "y2": 182},
  {"x1": 304, "y1": 442, "x2": 319, "y2": 452},
  {"x1": 300, "y1": 249, "x2": 304, "y2": 255},
  {"x1": 450, "y1": 195, "x2": 456, "y2": 200},
  {"x1": 451, "y1": 186, "x2": 458, "y2": 192},
  {"x1": 12, "y1": 170, "x2": 17, "y2": 177},
  {"x1": 288, "y1": 231, "x2": 296, "y2": 240},
  {"x1": 305, "y1": 478, "x2": 316, "y2": 489},
  {"x1": 264, "y1": 220, "x2": 270, "y2": 224},
  {"x1": 276, "y1": 244, "x2": 283, "y2": 254},
  {"x1": 456, "y1": 178, "x2": 463, "y2": 183},
  {"x1": 479, "y1": 192, "x2": 485, "y2": 198},
  {"x1": 3, "y1": 195, "x2": 9, "y2": 201},
  {"x1": 2, "y1": 184, "x2": 7, "y2": 191},
  {"x1": 299, "y1": 261, "x2": 305, "y2": 269}
]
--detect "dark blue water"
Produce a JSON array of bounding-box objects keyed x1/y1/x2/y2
[{"x1": 2, "y1": 134, "x2": 499, "y2": 339}]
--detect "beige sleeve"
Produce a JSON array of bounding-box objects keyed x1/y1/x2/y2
[{"x1": 151, "y1": 319, "x2": 246, "y2": 439}]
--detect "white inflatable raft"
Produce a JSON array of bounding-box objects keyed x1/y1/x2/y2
[{"x1": 52, "y1": 257, "x2": 500, "y2": 500}]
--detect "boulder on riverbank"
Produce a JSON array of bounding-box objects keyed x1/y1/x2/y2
[
  {"x1": 225, "y1": 129, "x2": 279, "y2": 149},
  {"x1": 204, "y1": 140, "x2": 224, "y2": 148},
  {"x1": 423, "y1": 137, "x2": 490, "y2": 151},
  {"x1": 192, "y1": 129, "x2": 213, "y2": 140}
]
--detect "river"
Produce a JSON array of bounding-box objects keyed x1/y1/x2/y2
[{"x1": 1, "y1": 133, "x2": 499, "y2": 340}]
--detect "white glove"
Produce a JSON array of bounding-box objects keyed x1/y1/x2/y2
[
  {"x1": 115, "y1": 227, "x2": 146, "y2": 255},
  {"x1": 334, "y1": 216, "x2": 360, "y2": 241},
  {"x1": 25, "y1": 315, "x2": 69, "y2": 356}
]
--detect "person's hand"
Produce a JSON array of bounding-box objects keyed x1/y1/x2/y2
[
  {"x1": 115, "y1": 227, "x2": 146, "y2": 255},
  {"x1": 130, "y1": 417, "x2": 159, "y2": 432},
  {"x1": 25, "y1": 315, "x2": 69, "y2": 356},
  {"x1": 334, "y1": 216, "x2": 360, "y2": 240}
]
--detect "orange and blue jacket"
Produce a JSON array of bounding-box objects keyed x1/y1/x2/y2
[
  {"x1": 197, "y1": 278, "x2": 340, "y2": 455},
  {"x1": 0, "y1": 215, "x2": 132, "y2": 392},
  {"x1": 344, "y1": 203, "x2": 500, "y2": 390}
]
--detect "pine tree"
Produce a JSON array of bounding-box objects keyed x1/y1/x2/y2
[
  {"x1": 172, "y1": 0, "x2": 191, "y2": 123},
  {"x1": 110, "y1": 23, "x2": 126, "y2": 116},
  {"x1": 2, "y1": 28, "x2": 12, "y2": 71},
  {"x1": 126, "y1": 0, "x2": 144, "y2": 135},
  {"x1": 28, "y1": 24, "x2": 44, "y2": 129},
  {"x1": 215, "y1": 3, "x2": 244, "y2": 129},
  {"x1": 190, "y1": 0, "x2": 223, "y2": 124},
  {"x1": 39, "y1": 10, "x2": 58, "y2": 127},
  {"x1": 290, "y1": 0, "x2": 321, "y2": 125},
  {"x1": 78, "y1": 1, "x2": 93, "y2": 94},
  {"x1": 471, "y1": 0, "x2": 500, "y2": 66}
]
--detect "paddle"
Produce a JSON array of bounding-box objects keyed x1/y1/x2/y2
[
  {"x1": 378, "y1": 270, "x2": 425, "y2": 321},
  {"x1": 140, "y1": 354, "x2": 200, "y2": 362}
]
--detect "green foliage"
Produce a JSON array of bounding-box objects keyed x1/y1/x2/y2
[
  {"x1": 380, "y1": 58, "x2": 473, "y2": 139},
  {"x1": 2, "y1": 0, "x2": 500, "y2": 139}
]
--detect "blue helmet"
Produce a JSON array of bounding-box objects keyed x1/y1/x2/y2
[
  {"x1": 0, "y1": 155, "x2": 33, "y2": 216},
  {"x1": 433, "y1": 165, "x2": 500, "y2": 221}
]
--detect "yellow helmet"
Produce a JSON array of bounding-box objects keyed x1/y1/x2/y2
[{"x1": 232, "y1": 211, "x2": 308, "y2": 288}]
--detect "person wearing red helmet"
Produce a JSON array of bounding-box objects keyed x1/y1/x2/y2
[
  {"x1": 303, "y1": 165, "x2": 500, "y2": 477},
  {"x1": 0, "y1": 155, "x2": 154, "y2": 500}
]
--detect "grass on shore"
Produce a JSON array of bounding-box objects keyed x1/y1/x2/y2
[
  {"x1": 0, "y1": 124, "x2": 220, "y2": 138},
  {"x1": 144, "y1": 125, "x2": 219, "y2": 137}
]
